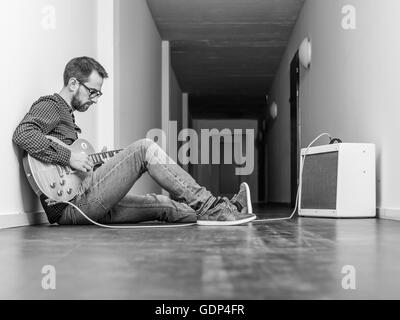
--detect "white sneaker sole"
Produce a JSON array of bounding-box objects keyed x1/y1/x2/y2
[
  {"x1": 242, "y1": 182, "x2": 253, "y2": 214},
  {"x1": 197, "y1": 214, "x2": 256, "y2": 226}
]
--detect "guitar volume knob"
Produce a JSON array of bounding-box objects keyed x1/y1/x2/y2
[
  {"x1": 67, "y1": 188, "x2": 72, "y2": 194},
  {"x1": 57, "y1": 190, "x2": 63, "y2": 196},
  {"x1": 50, "y1": 182, "x2": 56, "y2": 188},
  {"x1": 60, "y1": 179, "x2": 65, "y2": 186}
]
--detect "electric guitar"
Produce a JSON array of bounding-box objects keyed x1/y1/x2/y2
[{"x1": 23, "y1": 136, "x2": 123, "y2": 202}]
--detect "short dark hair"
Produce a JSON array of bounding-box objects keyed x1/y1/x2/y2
[{"x1": 63, "y1": 56, "x2": 108, "y2": 86}]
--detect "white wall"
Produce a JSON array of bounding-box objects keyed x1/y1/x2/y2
[
  {"x1": 169, "y1": 64, "x2": 183, "y2": 164},
  {"x1": 161, "y1": 40, "x2": 183, "y2": 158},
  {"x1": 97, "y1": 0, "x2": 116, "y2": 151},
  {"x1": 267, "y1": 0, "x2": 400, "y2": 216},
  {"x1": 1, "y1": 0, "x2": 98, "y2": 220},
  {"x1": 115, "y1": 0, "x2": 163, "y2": 195},
  {"x1": 170, "y1": 68, "x2": 183, "y2": 132},
  {"x1": 2, "y1": 0, "x2": 166, "y2": 226},
  {"x1": 182, "y1": 93, "x2": 189, "y2": 172}
]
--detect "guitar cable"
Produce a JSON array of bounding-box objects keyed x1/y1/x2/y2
[
  {"x1": 251, "y1": 132, "x2": 333, "y2": 223},
  {"x1": 52, "y1": 133, "x2": 333, "y2": 228},
  {"x1": 57, "y1": 201, "x2": 197, "y2": 228}
]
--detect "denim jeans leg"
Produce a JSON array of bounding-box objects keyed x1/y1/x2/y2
[
  {"x1": 91, "y1": 138, "x2": 215, "y2": 214},
  {"x1": 60, "y1": 138, "x2": 214, "y2": 225},
  {"x1": 101, "y1": 193, "x2": 197, "y2": 224},
  {"x1": 141, "y1": 139, "x2": 216, "y2": 213},
  {"x1": 57, "y1": 196, "x2": 107, "y2": 225}
]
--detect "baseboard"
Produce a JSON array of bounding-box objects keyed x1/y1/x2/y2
[
  {"x1": 377, "y1": 208, "x2": 400, "y2": 221},
  {"x1": 0, "y1": 211, "x2": 48, "y2": 230}
]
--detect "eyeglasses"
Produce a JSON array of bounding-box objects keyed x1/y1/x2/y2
[{"x1": 77, "y1": 80, "x2": 103, "y2": 99}]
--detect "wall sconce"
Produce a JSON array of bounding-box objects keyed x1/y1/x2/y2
[
  {"x1": 269, "y1": 101, "x2": 278, "y2": 120},
  {"x1": 299, "y1": 37, "x2": 312, "y2": 69}
]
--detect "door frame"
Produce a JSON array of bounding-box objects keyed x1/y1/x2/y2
[{"x1": 290, "y1": 51, "x2": 300, "y2": 208}]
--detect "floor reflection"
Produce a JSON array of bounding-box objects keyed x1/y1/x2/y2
[{"x1": 0, "y1": 212, "x2": 399, "y2": 299}]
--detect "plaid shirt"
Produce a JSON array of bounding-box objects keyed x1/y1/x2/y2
[{"x1": 12, "y1": 93, "x2": 82, "y2": 224}]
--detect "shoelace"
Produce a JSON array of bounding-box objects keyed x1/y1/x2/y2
[
  {"x1": 230, "y1": 191, "x2": 244, "y2": 212},
  {"x1": 199, "y1": 196, "x2": 241, "y2": 217},
  {"x1": 221, "y1": 197, "x2": 241, "y2": 212}
]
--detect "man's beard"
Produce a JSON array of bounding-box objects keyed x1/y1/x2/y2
[{"x1": 71, "y1": 93, "x2": 92, "y2": 112}]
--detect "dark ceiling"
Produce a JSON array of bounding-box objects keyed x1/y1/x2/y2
[{"x1": 147, "y1": 0, "x2": 305, "y2": 96}]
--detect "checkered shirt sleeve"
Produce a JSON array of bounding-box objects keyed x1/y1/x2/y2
[{"x1": 12, "y1": 97, "x2": 72, "y2": 166}]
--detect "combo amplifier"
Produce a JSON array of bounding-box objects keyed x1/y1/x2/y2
[{"x1": 299, "y1": 143, "x2": 376, "y2": 218}]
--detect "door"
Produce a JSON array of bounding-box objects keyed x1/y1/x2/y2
[{"x1": 290, "y1": 51, "x2": 300, "y2": 208}]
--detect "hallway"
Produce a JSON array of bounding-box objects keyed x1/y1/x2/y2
[{"x1": 3, "y1": 0, "x2": 400, "y2": 302}]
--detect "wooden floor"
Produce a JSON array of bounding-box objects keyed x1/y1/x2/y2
[{"x1": 0, "y1": 204, "x2": 399, "y2": 300}]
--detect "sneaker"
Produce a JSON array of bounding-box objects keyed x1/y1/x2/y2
[
  {"x1": 197, "y1": 197, "x2": 256, "y2": 226},
  {"x1": 230, "y1": 182, "x2": 253, "y2": 214}
]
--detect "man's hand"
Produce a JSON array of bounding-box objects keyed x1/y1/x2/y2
[
  {"x1": 100, "y1": 146, "x2": 109, "y2": 163},
  {"x1": 69, "y1": 152, "x2": 93, "y2": 172}
]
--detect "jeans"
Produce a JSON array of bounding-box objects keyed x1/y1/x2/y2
[{"x1": 57, "y1": 138, "x2": 215, "y2": 225}]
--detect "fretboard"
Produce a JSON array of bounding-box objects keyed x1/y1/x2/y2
[{"x1": 89, "y1": 149, "x2": 124, "y2": 165}]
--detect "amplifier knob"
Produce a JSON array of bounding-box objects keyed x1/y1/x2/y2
[{"x1": 57, "y1": 190, "x2": 63, "y2": 196}]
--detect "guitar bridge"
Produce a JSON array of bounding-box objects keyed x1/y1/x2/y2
[{"x1": 45, "y1": 199, "x2": 62, "y2": 206}]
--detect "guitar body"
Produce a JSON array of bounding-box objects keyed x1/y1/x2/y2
[{"x1": 23, "y1": 136, "x2": 95, "y2": 202}]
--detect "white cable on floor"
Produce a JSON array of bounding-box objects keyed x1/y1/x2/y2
[
  {"x1": 58, "y1": 201, "x2": 196, "y2": 229},
  {"x1": 252, "y1": 132, "x2": 332, "y2": 223}
]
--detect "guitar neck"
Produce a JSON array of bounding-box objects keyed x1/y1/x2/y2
[{"x1": 89, "y1": 149, "x2": 124, "y2": 165}]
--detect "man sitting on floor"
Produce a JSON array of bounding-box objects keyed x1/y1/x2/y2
[{"x1": 12, "y1": 56, "x2": 255, "y2": 226}]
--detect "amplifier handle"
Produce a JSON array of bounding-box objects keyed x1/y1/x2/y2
[{"x1": 329, "y1": 138, "x2": 342, "y2": 144}]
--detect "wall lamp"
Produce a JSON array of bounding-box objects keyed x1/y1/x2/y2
[
  {"x1": 299, "y1": 37, "x2": 312, "y2": 69},
  {"x1": 269, "y1": 101, "x2": 278, "y2": 120}
]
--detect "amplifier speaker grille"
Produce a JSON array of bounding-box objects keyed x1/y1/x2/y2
[{"x1": 301, "y1": 151, "x2": 338, "y2": 210}]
